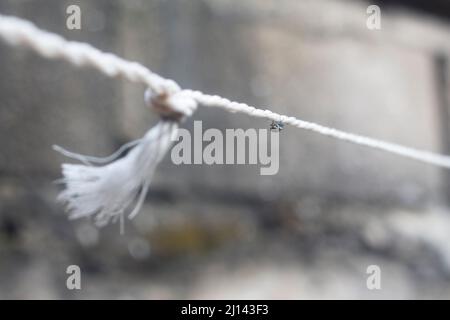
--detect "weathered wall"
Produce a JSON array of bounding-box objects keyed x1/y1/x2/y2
[
  {"x1": 1, "y1": 0, "x2": 450, "y2": 299},
  {"x1": 0, "y1": 0, "x2": 121, "y2": 177},
  {"x1": 0, "y1": 0, "x2": 448, "y2": 203},
  {"x1": 117, "y1": 0, "x2": 449, "y2": 205}
]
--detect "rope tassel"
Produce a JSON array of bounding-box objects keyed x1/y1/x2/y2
[{"x1": 54, "y1": 89, "x2": 197, "y2": 229}]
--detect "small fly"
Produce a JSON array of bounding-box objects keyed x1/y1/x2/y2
[{"x1": 270, "y1": 120, "x2": 284, "y2": 132}]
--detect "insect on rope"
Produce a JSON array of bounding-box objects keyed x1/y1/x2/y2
[{"x1": 1, "y1": 14, "x2": 450, "y2": 231}]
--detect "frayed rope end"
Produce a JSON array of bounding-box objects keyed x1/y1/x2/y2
[
  {"x1": 55, "y1": 121, "x2": 178, "y2": 228},
  {"x1": 54, "y1": 89, "x2": 197, "y2": 230}
]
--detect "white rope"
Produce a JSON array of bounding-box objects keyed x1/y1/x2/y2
[
  {"x1": 0, "y1": 15, "x2": 179, "y2": 95},
  {"x1": 1, "y1": 13, "x2": 450, "y2": 170},
  {"x1": 190, "y1": 90, "x2": 450, "y2": 168}
]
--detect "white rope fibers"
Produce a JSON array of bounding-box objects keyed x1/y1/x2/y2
[{"x1": 55, "y1": 120, "x2": 179, "y2": 229}]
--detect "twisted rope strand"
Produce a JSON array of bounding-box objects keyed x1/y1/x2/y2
[
  {"x1": 1, "y1": 14, "x2": 450, "y2": 168},
  {"x1": 0, "y1": 15, "x2": 179, "y2": 95}
]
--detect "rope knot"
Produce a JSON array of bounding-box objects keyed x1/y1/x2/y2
[{"x1": 145, "y1": 88, "x2": 197, "y2": 121}]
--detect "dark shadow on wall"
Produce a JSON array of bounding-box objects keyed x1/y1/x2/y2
[{"x1": 371, "y1": 0, "x2": 450, "y2": 20}]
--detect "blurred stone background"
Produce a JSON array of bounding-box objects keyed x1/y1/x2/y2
[{"x1": 1, "y1": 0, "x2": 450, "y2": 299}]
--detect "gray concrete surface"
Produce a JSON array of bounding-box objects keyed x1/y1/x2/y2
[{"x1": 1, "y1": 0, "x2": 450, "y2": 299}]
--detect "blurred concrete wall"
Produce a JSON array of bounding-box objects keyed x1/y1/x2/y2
[
  {"x1": 1, "y1": 0, "x2": 450, "y2": 299},
  {"x1": 0, "y1": 0, "x2": 121, "y2": 178},
  {"x1": 120, "y1": 0, "x2": 450, "y2": 205},
  {"x1": 1, "y1": 0, "x2": 449, "y2": 205}
]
